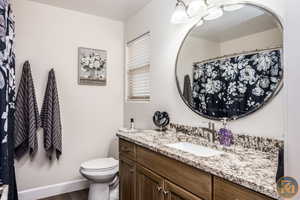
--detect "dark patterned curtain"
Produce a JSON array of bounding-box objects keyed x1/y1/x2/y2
[
  {"x1": 192, "y1": 48, "x2": 282, "y2": 119},
  {"x1": 0, "y1": 0, "x2": 18, "y2": 199}
]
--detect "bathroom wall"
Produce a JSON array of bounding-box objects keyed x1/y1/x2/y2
[
  {"x1": 177, "y1": 36, "x2": 220, "y2": 89},
  {"x1": 12, "y1": 0, "x2": 124, "y2": 191},
  {"x1": 124, "y1": 0, "x2": 285, "y2": 139},
  {"x1": 286, "y1": 0, "x2": 300, "y2": 198},
  {"x1": 220, "y1": 28, "x2": 282, "y2": 55}
]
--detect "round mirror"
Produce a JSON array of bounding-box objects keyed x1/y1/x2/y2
[{"x1": 176, "y1": 3, "x2": 283, "y2": 121}]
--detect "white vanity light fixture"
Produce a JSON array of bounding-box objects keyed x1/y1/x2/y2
[
  {"x1": 203, "y1": 6, "x2": 223, "y2": 20},
  {"x1": 187, "y1": 0, "x2": 207, "y2": 17},
  {"x1": 223, "y1": 4, "x2": 244, "y2": 11},
  {"x1": 171, "y1": 0, "x2": 243, "y2": 24},
  {"x1": 171, "y1": 0, "x2": 190, "y2": 24}
]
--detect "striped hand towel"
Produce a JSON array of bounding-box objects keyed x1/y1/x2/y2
[
  {"x1": 41, "y1": 69, "x2": 62, "y2": 160},
  {"x1": 14, "y1": 61, "x2": 41, "y2": 158}
]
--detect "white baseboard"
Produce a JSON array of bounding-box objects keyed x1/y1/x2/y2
[{"x1": 18, "y1": 179, "x2": 89, "y2": 200}]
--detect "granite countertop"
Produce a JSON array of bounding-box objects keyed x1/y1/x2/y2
[{"x1": 117, "y1": 129, "x2": 280, "y2": 199}]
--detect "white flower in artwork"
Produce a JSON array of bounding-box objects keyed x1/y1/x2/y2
[
  {"x1": 1, "y1": 106, "x2": 8, "y2": 132},
  {"x1": 270, "y1": 77, "x2": 278, "y2": 83},
  {"x1": 198, "y1": 94, "x2": 206, "y2": 109},
  {"x1": 205, "y1": 64, "x2": 214, "y2": 77},
  {"x1": 0, "y1": 71, "x2": 4, "y2": 89},
  {"x1": 204, "y1": 79, "x2": 222, "y2": 94},
  {"x1": 80, "y1": 50, "x2": 107, "y2": 80},
  {"x1": 93, "y1": 60, "x2": 101, "y2": 69},
  {"x1": 227, "y1": 82, "x2": 237, "y2": 96},
  {"x1": 211, "y1": 71, "x2": 218, "y2": 79},
  {"x1": 252, "y1": 86, "x2": 264, "y2": 96},
  {"x1": 271, "y1": 64, "x2": 279, "y2": 76},
  {"x1": 240, "y1": 66, "x2": 257, "y2": 85},
  {"x1": 254, "y1": 52, "x2": 272, "y2": 71},
  {"x1": 259, "y1": 77, "x2": 270, "y2": 89},
  {"x1": 237, "y1": 57, "x2": 249, "y2": 70},
  {"x1": 247, "y1": 99, "x2": 255, "y2": 107},
  {"x1": 237, "y1": 82, "x2": 247, "y2": 94},
  {"x1": 81, "y1": 57, "x2": 89, "y2": 68},
  {"x1": 221, "y1": 61, "x2": 238, "y2": 80},
  {"x1": 270, "y1": 84, "x2": 277, "y2": 90},
  {"x1": 2, "y1": 135, "x2": 7, "y2": 143}
]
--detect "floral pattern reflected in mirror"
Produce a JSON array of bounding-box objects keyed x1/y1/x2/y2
[
  {"x1": 176, "y1": 3, "x2": 283, "y2": 120},
  {"x1": 192, "y1": 48, "x2": 282, "y2": 119}
]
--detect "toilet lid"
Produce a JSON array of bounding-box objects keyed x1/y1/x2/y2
[{"x1": 81, "y1": 158, "x2": 118, "y2": 171}]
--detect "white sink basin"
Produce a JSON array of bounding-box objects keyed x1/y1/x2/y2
[{"x1": 165, "y1": 142, "x2": 223, "y2": 157}]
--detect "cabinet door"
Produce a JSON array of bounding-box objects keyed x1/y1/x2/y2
[
  {"x1": 164, "y1": 180, "x2": 204, "y2": 200},
  {"x1": 214, "y1": 177, "x2": 274, "y2": 200},
  {"x1": 119, "y1": 156, "x2": 136, "y2": 200},
  {"x1": 136, "y1": 164, "x2": 164, "y2": 200}
]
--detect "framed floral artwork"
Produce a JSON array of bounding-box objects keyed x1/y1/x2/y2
[{"x1": 78, "y1": 47, "x2": 107, "y2": 85}]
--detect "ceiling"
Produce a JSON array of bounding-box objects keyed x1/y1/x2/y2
[
  {"x1": 191, "y1": 6, "x2": 281, "y2": 42},
  {"x1": 28, "y1": 0, "x2": 152, "y2": 21}
]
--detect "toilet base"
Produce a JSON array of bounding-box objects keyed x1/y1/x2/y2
[{"x1": 88, "y1": 183, "x2": 109, "y2": 200}]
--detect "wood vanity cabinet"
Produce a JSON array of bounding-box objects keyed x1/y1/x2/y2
[
  {"x1": 164, "y1": 180, "x2": 203, "y2": 200},
  {"x1": 213, "y1": 177, "x2": 274, "y2": 200},
  {"x1": 135, "y1": 164, "x2": 202, "y2": 200},
  {"x1": 119, "y1": 157, "x2": 136, "y2": 200},
  {"x1": 119, "y1": 139, "x2": 275, "y2": 200},
  {"x1": 136, "y1": 164, "x2": 164, "y2": 200}
]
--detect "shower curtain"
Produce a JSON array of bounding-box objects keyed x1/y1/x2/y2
[{"x1": 0, "y1": 0, "x2": 18, "y2": 200}]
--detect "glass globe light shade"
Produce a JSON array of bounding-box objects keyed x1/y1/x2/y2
[
  {"x1": 171, "y1": 2, "x2": 189, "y2": 24},
  {"x1": 203, "y1": 7, "x2": 223, "y2": 21},
  {"x1": 187, "y1": 0, "x2": 207, "y2": 17}
]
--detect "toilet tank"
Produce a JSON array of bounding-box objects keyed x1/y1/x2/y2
[{"x1": 108, "y1": 137, "x2": 119, "y2": 160}]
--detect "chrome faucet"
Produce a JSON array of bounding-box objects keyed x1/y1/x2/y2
[{"x1": 203, "y1": 122, "x2": 216, "y2": 143}]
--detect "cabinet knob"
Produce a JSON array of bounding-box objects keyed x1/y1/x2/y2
[{"x1": 157, "y1": 186, "x2": 162, "y2": 192}]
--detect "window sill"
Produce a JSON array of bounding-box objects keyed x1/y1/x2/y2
[{"x1": 126, "y1": 99, "x2": 150, "y2": 104}]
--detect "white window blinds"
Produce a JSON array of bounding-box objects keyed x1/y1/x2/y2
[{"x1": 127, "y1": 32, "x2": 150, "y2": 101}]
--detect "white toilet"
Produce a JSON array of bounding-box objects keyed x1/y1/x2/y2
[{"x1": 80, "y1": 139, "x2": 119, "y2": 200}]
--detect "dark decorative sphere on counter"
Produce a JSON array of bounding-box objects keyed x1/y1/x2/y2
[{"x1": 153, "y1": 111, "x2": 170, "y2": 131}]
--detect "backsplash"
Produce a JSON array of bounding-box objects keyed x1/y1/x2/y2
[{"x1": 169, "y1": 123, "x2": 284, "y2": 154}]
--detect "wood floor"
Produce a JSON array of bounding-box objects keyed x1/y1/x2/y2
[{"x1": 39, "y1": 190, "x2": 89, "y2": 200}]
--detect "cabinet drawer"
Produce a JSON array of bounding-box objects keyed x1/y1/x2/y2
[
  {"x1": 136, "y1": 146, "x2": 212, "y2": 200},
  {"x1": 214, "y1": 177, "x2": 275, "y2": 200},
  {"x1": 119, "y1": 139, "x2": 136, "y2": 160}
]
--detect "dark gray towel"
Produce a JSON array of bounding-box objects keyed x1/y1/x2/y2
[
  {"x1": 183, "y1": 75, "x2": 192, "y2": 105},
  {"x1": 14, "y1": 61, "x2": 41, "y2": 158},
  {"x1": 41, "y1": 69, "x2": 62, "y2": 160}
]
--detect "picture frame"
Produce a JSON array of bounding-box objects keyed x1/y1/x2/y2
[{"x1": 78, "y1": 47, "x2": 107, "y2": 86}]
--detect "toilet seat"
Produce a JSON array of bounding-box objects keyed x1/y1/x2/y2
[{"x1": 81, "y1": 157, "x2": 119, "y2": 172}]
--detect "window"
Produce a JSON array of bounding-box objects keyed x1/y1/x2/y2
[{"x1": 126, "y1": 32, "x2": 150, "y2": 102}]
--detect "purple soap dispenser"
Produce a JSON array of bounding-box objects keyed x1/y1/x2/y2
[{"x1": 218, "y1": 118, "x2": 234, "y2": 147}]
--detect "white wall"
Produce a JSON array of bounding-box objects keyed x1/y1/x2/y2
[
  {"x1": 124, "y1": 0, "x2": 285, "y2": 139},
  {"x1": 12, "y1": 0, "x2": 124, "y2": 191},
  {"x1": 286, "y1": 0, "x2": 300, "y2": 199},
  {"x1": 220, "y1": 28, "x2": 283, "y2": 55},
  {"x1": 177, "y1": 36, "x2": 220, "y2": 89}
]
